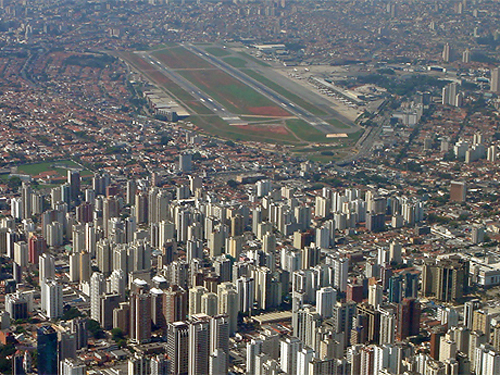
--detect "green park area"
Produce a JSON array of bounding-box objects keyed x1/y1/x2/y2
[{"x1": 17, "y1": 160, "x2": 89, "y2": 176}]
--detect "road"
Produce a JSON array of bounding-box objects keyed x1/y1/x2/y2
[
  {"x1": 138, "y1": 52, "x2": 246, "y2": 125},
  {"x1": 183, "y1": 43, "x2": 342, "y2": 134},
  {"x1": 338, "y1": 112, "x2": 389, "y2": 165}
]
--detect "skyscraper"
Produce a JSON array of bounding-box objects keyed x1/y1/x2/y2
[
  {"x1": 179, "y1": 153, "x2": 193, "y2": 173},
  {"x1": 164, "y1": 285, "x2": 187, "y2": 324},
  {"x1": 189, "y1": 314, "x2": 211, "y2": 375},
  {"x1": 61, "y1": 358, "x2": 86, "y2": 375},
  {"x1": 280, "y1": 336, "x2": 303, "y2": 375},
  {"x1": 151, "y1": 355, "x2": 171, "y2": 375},
  {"x1": 442, "y1": 43, "x2": 450, "y2": 62},
  {"x1": 422, "y1": 256, "x2": 468, "y2": 302},
  {"x1": 90, "y1": 272, "x2": 105, "y2": 321},
  {"x1": 396, "y1": 298, "x2": 421, "y2": 341},
  {"x1": 28, "y1": 235, "x2": 46, "y2": 264},
  {"x1": 462, "y1": 49, "x2": 470, "y2": 63},
  {"x1": 332, "y1": 257, "x2": 349, "y2": 293},
  {"x1": 316, "y1": 287, "x2": 337, "y2": 319},
  {"x1": 491, "y1": 66, "x2": 500, "y2": 93},
  {"x1": 167, "y1": 322, "x2": 189, "y2": 375},
  {"x1": 42, "y1": 279, "x2": 63, "y2": 319},
  {"x1": 130, "y1": 279, "x2": 152, "y2": 344},
  {"x1": 37, "y1": 325, "x2": 58, "y2": 375},
  {"x1": 217, "y1": 283, "x2": 239, "y2": 335},
  {"x1": 128, "y1": 354, "x2": 151, "y2": 375},
  {"x1": 39, "y1": 253, "x2": 55, "y2": 283},
  {"x1": 67, "y1": 170, "x2": 80, "y2": 201},
  {"x1": 70, "y1": 318, "x2": 88, "y2": 350},
  {"x1": 450, "y1": 181, "x2": 466, "y2": 202},
  {"x1": 210, "y1": 315, "x2": 229, "y2": 374}
]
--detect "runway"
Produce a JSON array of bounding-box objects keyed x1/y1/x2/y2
[
  {"x1": 183, "y1": 43, "x2": 341, "y2": 134},
  {"x1": 137, "y1": 52, "x2": 247, "y2": 126}
]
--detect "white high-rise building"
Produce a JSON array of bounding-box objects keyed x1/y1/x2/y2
[
  {"x1": 389, "y1": 241, "x2": 402, "y2": 264},
  {"x1": 210, "y1": 315, "x2": 229, "y2": 355},
  {"x1": 109, "y1": 269, "x2": 126, "y2": 299},
  {"x1": 378, "y1": 306, "x2": 396, "y2": 344},
  {"x1": 13, "y1": 241, "x2": 28, "y2": 268},
  {"x1": 368, "y1": 284, "x2": 383, "y2": 308},
  {"x1": 39, "y1": 253, "x2": 56, "y2": 312},
  {"x1": 316, "y1": 287, "x2": 337, "y2": 319},
  {"x1": 90, "y1": 272, "x2": 105, "y2": 321},
  {"x1": 42, "y1": 279, "x2": 63, "y2": 319},
  {"x1": 332, "y1": 257, "x2": 349, "y2": 293},
  {"x1": 128, "y1": 354, "x2": 151, "y2": 375},
  {"x1": 280, "y1": 336, "x2": 303, "y2": 375},
  {"x1": 256, "y1": 180, "x2": 272, "y2": 198},
  {"x1": 475, "y1": 344, "x2": 500, "y2": 375},
  {"x1": 297, "y1": 347, "x2": 315, "y2": 375},
  {"x1": 246, "y1": 339, "x2": 263, "y2": 375},
  {"x1": 315, "y1": 196, "x2": 331, "y2": 218},
  {"x1": 46, "y1": 221, "x2": 64, "y2": 248},
  {"x1": 150, "y1": 355, "x2": 170, "y2": 375},
  {"x1": 85, "y1": 223, "x2": 96, "y2": 257},
  {"x1": 69, "y1": 252, "x2": 80, "y2": 282},
  {"x1": 61, "y1": 358, "x2": 86, "y2": 375},
  {"x1": 442, "y1": 43, "x2": 450, "y2": 62},
  {"x1": 189, "y1": 286, "x2": 208, "y2": 317},
  {"x1": 315, "y1": 226, "x2": 331, "y2": 249},
  {"x1": 218, "y1": 283, "x2": 238, "y2": 335},
  {"x1": 439, "y1": 336, "x2": 457, "y2": 363},
  {"x1": 11, "y1": 197, "x2": 23, "y2": 220},
  {"x1": 159, "y1": 220, "x2": 175, "y2": 248}
]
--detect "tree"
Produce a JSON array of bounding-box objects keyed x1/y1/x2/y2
[
  {"x1": 61, "y1": 306, "x2": 83, "y2": 321},
  {"x1": 227, "y1": 179, "x2": 238, "y2": 189},
  {"x1": 87, "y1": 319, "x2": 105, "y2": 339},
  {"x1": 111, "y1": 328, "x2": 124, "y2": 341},
  {"x1": 7, "y1": 176, "x2": 22, "y2": 190}
]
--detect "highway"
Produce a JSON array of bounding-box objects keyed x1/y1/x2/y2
[
  {"x1": 337, "y1": 112, "x2": 389, "y2": 165},
  {"x1": 137, "y1": 52, "x2": 245, "y2": 125},
  {"x1": 182, "y1": 43, "x2": 341, "y2": 135}
]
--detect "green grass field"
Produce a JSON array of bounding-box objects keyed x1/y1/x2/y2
[
  {"x1": 206, "y1": 47, "x2": 231, "y2": 57},
  {"x1": 17, "y1": 160, "x2": 83, "y2": 176},
  {"x1": 223, "y1": 57, "x2": 248, "y2": 68},
  {"x1": 286, "y1": 119, "x2": 340, "y2": 143},
  {"x1": 14, "y1": 160, "x2": 92, "y2": 184},
  {"x1": 348, "y1": 129, "x2": 364, "y2": 141},
  {"x1": 325, "y1": 117, "x2": 350, "y2": 129}
]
